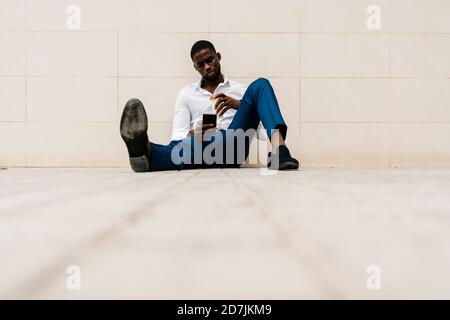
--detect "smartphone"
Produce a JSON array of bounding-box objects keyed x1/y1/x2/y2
[{"x1": 202, "y1": 113, "x2": 217, "y2": 128}]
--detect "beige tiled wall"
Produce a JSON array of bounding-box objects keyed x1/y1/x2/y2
[{"x1": 0, "y1": 0, "x2": 449, "y2": 167}]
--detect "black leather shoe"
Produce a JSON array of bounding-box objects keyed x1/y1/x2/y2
[
  {"x1": 120, "y1": 99, "x2": 151, "y2": 172},
  {"x1": 268, "y1": 145, "x2": 300, "y2": 170}
]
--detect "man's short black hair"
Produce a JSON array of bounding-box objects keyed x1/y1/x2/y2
[{"x1": 190, "y1": 40, "x2": 216, "y2": 60}]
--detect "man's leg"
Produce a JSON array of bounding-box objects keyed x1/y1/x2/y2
[
  {"x1": 120, "y1": 99, "x2": 184, "y2": 172},
  {"x1": 228, "y1": 77, "x2": 287, "y2": 140},
  {"x1": 146, "y1": 140, "x2": 184, "y2": 171},
  {"x1": 227, "y1": 77, "x2": 299, "y2": 169},
  {"x1": 121, "y1": 98, "x2": 242, "y2": 172}
]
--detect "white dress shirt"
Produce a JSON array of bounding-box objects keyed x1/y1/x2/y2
[{"x1": 171, "y1": 75, "x2": 247, "y2": 141}]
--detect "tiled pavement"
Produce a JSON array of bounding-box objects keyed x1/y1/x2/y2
[{"x1": 1, "y1": 168, "x2": 450, "y2": 299}]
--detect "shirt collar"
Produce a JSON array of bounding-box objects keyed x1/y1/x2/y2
[{"x1": 196, "y1": 75, "x2": 230, "y2": 91}]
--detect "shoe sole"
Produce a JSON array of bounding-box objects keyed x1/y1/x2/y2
[
  {"x1": 120, "y1": 99, "x2": 150, "y2": 172},
  {"x1": 120, "y1": 98, "x2": 148, "y2": 140},
  {"x1": 268, "y1": 160, "x2": 300, "y2": 170},
  {"x1": 278, "y1": 161, "x2": 299, "y2": 170}
]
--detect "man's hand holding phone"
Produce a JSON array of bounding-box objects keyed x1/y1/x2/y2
[
  {"x1": 187, "y1": 93, "x2": 240, "y2": 138},
  {"x1": 187, "y1": 119, "x2": 216, "y2": 137}
]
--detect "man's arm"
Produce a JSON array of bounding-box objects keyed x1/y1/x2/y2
[{"x1": 170, "y1": 90, "x2": 191, "y2": 141}]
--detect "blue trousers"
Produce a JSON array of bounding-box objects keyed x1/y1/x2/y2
[{"x1": 147, "y1": 78, "x2": 287, "y2": 171}]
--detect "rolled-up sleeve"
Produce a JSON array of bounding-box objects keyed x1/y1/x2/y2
[{"x1": 170, "y1": 89, "x2": 191, "y2": 141}]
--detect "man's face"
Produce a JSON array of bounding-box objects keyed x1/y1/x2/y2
[{"x1": 192, "y1": 48, "x2": 222, "y2": 81}]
